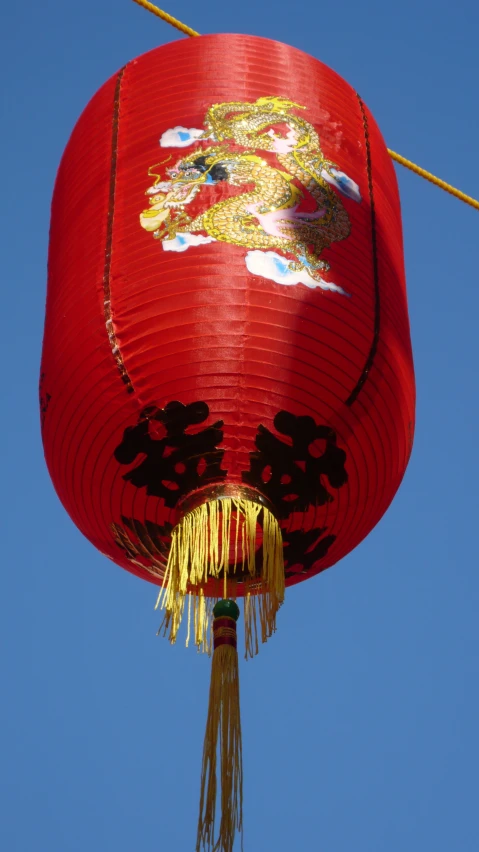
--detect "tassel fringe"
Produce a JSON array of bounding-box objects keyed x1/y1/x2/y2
[{"x1": 155, "y1": 497, "x2": 284, "y2": 656}]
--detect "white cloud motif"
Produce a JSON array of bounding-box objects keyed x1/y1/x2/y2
[
  {"x1": 160, "y1": 127, "x2": 206, "y2": 148},
  {"x1": 321, "y1": 168, "x2": 362, "y2": 202},
  {"x1": 245, "y1": 250, "x2": 350, "y2": 295},
  {"x1": 162, "y1": 233, "x2": 216, "y2": 253}
]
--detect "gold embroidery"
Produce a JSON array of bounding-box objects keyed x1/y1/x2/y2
[{"x1": 140, "y1": 97, "x2": 361, "y2": 289}]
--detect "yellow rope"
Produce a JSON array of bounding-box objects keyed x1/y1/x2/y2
[
  {"x1": 131, "y1": 0, "x2": 479, "y2": 212},
  {"x1": 387, "y1": 149, "x2": 479, "y2": 211},
  {"x1": 131, "y1": 0, "x2": 199, "y2": 37}
]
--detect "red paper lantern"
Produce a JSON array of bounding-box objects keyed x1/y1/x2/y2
[{"x1": 41, "y1": 33, "x2": 415, "y2": 851}]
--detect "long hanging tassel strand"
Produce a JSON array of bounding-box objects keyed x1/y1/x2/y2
[
  {"x1": 197, "y1": 599, "x2": 243, "y2": 852},
  {"x1": 153, "y1": 495, "x2": 283, "y2": 849}
]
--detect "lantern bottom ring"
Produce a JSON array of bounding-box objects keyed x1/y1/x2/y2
[{"x1": 177, "y1": 482, "x2": 275, "y2": 518}]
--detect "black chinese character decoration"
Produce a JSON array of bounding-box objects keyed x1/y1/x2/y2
[
  {"x1": 282, "y1": 527, "x2": 336, "y2": 578},
  {"x1": 242, "y1": 410, "x2": 348, "y2": 519},
  {"x1": 112, "y1": 516, "x2": 173, "y2": 578},
  {"x1": 114, "y1": 401, "x2": 227, "y2": 507}
]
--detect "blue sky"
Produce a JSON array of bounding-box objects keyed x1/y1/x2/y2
[{"x1": 2, "y1": 1, "x2": 479, "y2": 850}]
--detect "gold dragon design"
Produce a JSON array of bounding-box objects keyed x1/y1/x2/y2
[{"x1": 140, "y1": 97, "x2": 361, "y2": 288}]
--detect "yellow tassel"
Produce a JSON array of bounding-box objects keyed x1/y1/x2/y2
[
  {"x1": 243, "y1": 505, "x2": 285, "y2": 658},
  {"x1": 197, "y1": 602, "x2": 243, "y2": 852},
  {"x1": 156, "y1": 496, "x2": 284, "y2": 655}
]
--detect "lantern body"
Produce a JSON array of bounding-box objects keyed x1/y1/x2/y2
[{"x1": 41, "y1": 34, "x2": 415, "y2": 589}]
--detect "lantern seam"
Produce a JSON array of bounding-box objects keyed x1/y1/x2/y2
[
  {"x1": 345, "y1": 95, "x2": 380, "y2": 407},
  {"x1": 102, "y1": 65, "x2": 136, "y2": 396}
]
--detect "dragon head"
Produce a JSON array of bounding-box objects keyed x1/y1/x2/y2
[{"x1": 165, "y1": 147, "x2": 232, "y2": 186}]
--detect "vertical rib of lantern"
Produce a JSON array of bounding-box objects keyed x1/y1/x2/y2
[
  {"x1": 155, "y1": 488, "x2": 284, "y2": 658},
  {"x1": 102, "y1": 64, "x2": 136, "y2": 396}
]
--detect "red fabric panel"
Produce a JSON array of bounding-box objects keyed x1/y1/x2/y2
[{"x1": 41, "y1": 34, "x2": 415, "y2": 590}]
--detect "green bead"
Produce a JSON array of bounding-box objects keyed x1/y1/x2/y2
[{"x1": 213, "y1": 599, "x2": 240, "y2": 621}]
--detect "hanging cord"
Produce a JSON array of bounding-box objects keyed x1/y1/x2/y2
[
  {"x1": 387, "y1": 149, "x2": 479, "y2": 211},
  {"x1": 131, "y1": 0, "x2": 199, "y2": 36},
  {"x1": 131, "y1": 0, "x2": 479, "y2": 212}
]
